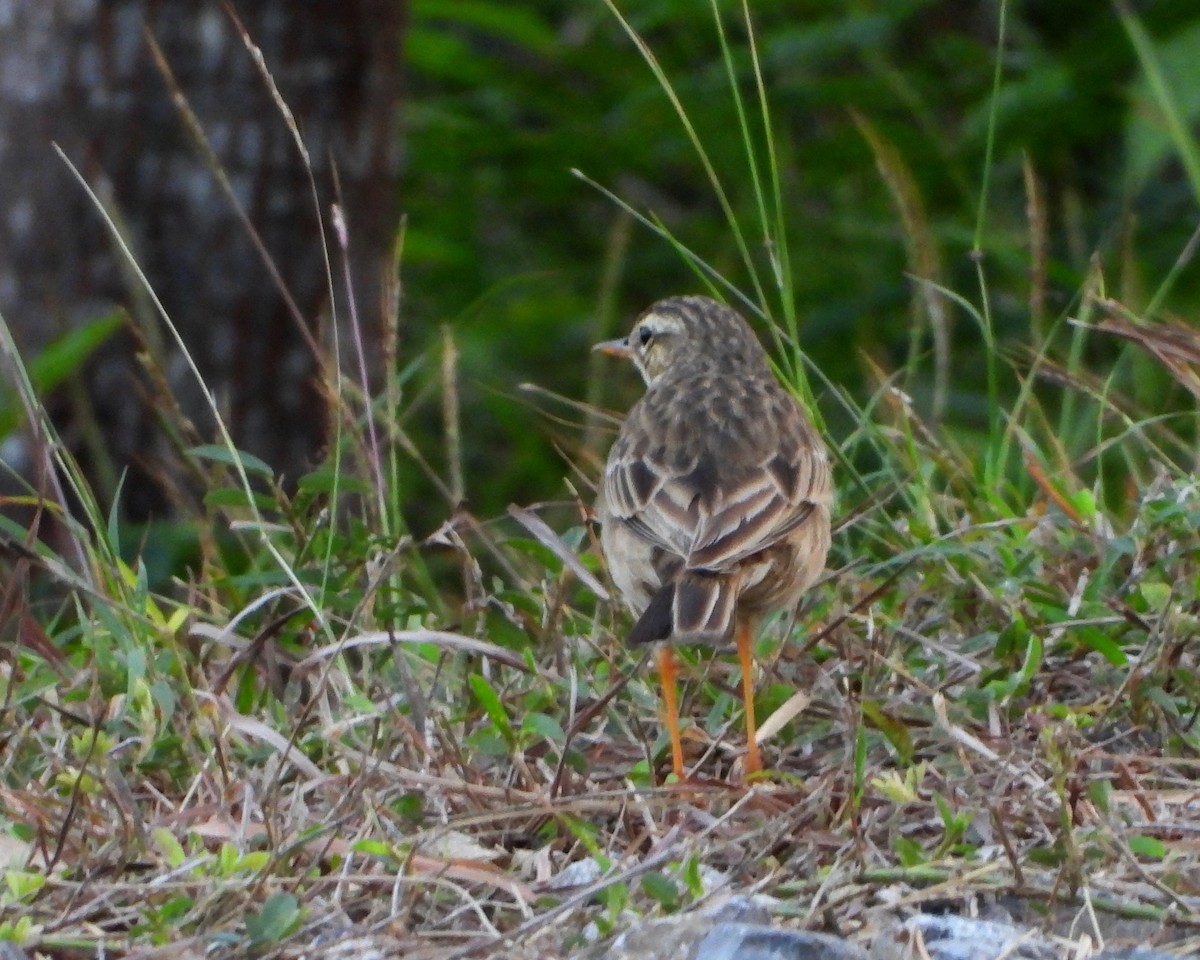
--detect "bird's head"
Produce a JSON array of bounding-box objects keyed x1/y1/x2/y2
[{"x1": 593, "y1": 296, "x2": 767, "y2": 387}]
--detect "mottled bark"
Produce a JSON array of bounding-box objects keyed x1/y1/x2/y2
[{"x1": 0, "y1": 0, "x2": 404, "y2": 516}]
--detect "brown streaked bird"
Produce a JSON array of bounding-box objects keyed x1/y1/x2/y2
[{"x1": 594, "y1": 295, "x2": 833, "y2": 779}]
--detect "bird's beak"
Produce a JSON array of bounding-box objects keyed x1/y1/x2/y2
[{"x1": 593, "y1": 337, "x2": 632, "y2": 359}]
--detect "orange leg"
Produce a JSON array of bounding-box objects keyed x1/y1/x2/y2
[
  {"x1": 658, "y1": 645, "x2": 685, "y2": 780},
  {"x1": 736, "y1": 620, "x2": 761, "y2": 775}
]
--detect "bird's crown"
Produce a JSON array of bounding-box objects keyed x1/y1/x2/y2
[{"x1": 622, "y1": 296, "x2": 768, "y2": 386}]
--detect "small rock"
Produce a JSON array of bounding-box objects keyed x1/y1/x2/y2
[
  {"x1": 695, "y1": 923, "x2": 870, "y2": 960},
  {"x1": 542, "y1": 856, "x2": 603, "y2": 890},
  {"x1": 872, "y1": 914, "x2": 1058, "y2": 960},
  {"x1": 600, "y1": 897, "x2": 775, "y2": 960}
]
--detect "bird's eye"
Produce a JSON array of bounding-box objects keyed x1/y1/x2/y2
[{"x1": 637, "y1": 326, "x2": 654, "y2": 347}]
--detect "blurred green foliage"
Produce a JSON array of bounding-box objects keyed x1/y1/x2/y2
[
  {"x1": 395, "y1": 0, "x2": 1200, "y2": 525},
  {"x1": 0, "y1": 312, "x2": 122, "y2": 438}
]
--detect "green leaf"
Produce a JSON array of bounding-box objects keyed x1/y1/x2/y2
[
  {"x1": 894, "y1": 836, "x2": 925, "y2": 867},
  {"x1": 681, "y1": 853, "x2": 704, "y2": 897},
  {"x1": 520, "y1": 711, "x2": 565, "y2": 745},
  {"x1": 852, "y1": 722, "x2": 867, "y2": 804},
  {"x1": 558, "y1": 814, "x2": 603, "y2": 858},
  {"x1": 468, "y1": 673, "x2": 515, "y2": 748},
  {"x1": 353, "y1": 839, "x2": 394, "y2": 859},
  {"x1": 216, "y1": 842, "x2": 239, "y2": 876},
  {"x1": 187, "y1": 444, "x2": 274, "y2": 478},
  {"x1": 3, "y1": 870, "x2": 46, "y2": 903},
  {"x1": 1138, "y1": 581, "x2": 1171, "y2": 614},
  {"x1": 236, "y1": 851, "x2": 271, "y2": 874},
  {"x1": 149, "y1": 680, "x2": 177, "y2": 723},
  {"x1": 155, "y1": 896, "x2": 193, "y2": 925},
  {"x1": 296, "y1": 469, "x2": 372, "y2": 495},
  {"x1": 461, "y1": 727, "x2": 507, "y2": 758},
  {"x1": 32, "y1": 312, "x2": 123, "y2": 391},
  {"x1": 1128, "y1": 835, "x2": 1166, "y2": 859},
  {"x1": 1123, "y1": 18, "x2": 1200, "y2": 197},
  {"x1": 1028, "y1": 844, "x2": 1066, "y2": 867},
  {"x1": 245, "y1": 893, "x2": 302, "y2": 947},
  {"x1": 202, "y1": 487, "x2": 277, "y2": 512},
  {"x1": 1087, "y1": 779, "x2": 1112, "y2": 815},
  {"x1": 600, "y1": 880, "x2": 628, "y2": 921},
  {"x1": 0, "y1": 914, "x2": 43, "y2": 946},
  {"x1": 1074, "y1": 627, "x2": 1127, "y2": 667},
  {"x1": 860, "y1": 700, "x2": 914, "y2": 764},
  {"x1": 152, "y1": 827, "x2": 187, "y2": 868},
  {"x1": 986, "y1": 628, "x2": 1042, "y2": 702},
  {"x1": 641, "y1": 872, "x2": 680, "y2": 911},
  {"x1": 0, "y1": 312, "x2": 123, "y2": 436},
  {"x1": 395, "y1": 792, "x2": 425, "y2": 823},
  {"x1": 1067, "y1": 488, "x2": 1097, "y2": 523}
]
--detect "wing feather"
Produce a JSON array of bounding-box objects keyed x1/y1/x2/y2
[{"x1": 603, "y1": 374, "x2": 832, "y2": 578}]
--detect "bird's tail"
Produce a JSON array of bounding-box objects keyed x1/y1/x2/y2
[{"x1": 627, "y1": 571, "x2": 736, "y2": 646}]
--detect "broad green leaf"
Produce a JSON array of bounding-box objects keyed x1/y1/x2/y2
[
  {"x1": 0, "y1": 312, "x2": 123, "y2": 436},
  {"x1": 468, "y1": 673, "x2": 515, "y2": 748},
  {"x1": 245, "y1": 893, "x2": 302, "y2": 947},
  {"x1": 641, "y1": 872, "x2": 680, "y2": 910},
  {"x1": 1128, "y1": 835, "x2": 1166, "y2": 859}
]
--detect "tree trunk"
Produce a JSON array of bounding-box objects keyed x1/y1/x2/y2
[{"x1": 0, "y1": 0, "x2": 405, "y2": 517}]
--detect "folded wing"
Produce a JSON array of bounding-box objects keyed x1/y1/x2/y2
[{"x1": 604, "y1": 385, "x2": 830, "y2": 578}]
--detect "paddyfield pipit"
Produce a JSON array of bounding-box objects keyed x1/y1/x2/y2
[{"x1": 595, "y1": 295, "x2": 833, "y2": 778}]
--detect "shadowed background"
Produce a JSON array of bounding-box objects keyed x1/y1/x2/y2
[
  {"x1": 0, "y1": 0, "x2": 404, "y2": 518},
  {"x1": 1, "y1": 0, "x2": 1197, "y2": 536}
]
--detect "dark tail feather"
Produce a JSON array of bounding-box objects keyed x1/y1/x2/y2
[
  {"x1": 627, "y1": 572, "x2": 736, "y2": 646},
  {"x1": 628, "y1": 582, "x2": 675, "y2": 645},
  {"x1": 673, "y1": 571, "x2": 736, "y2": 643}
]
